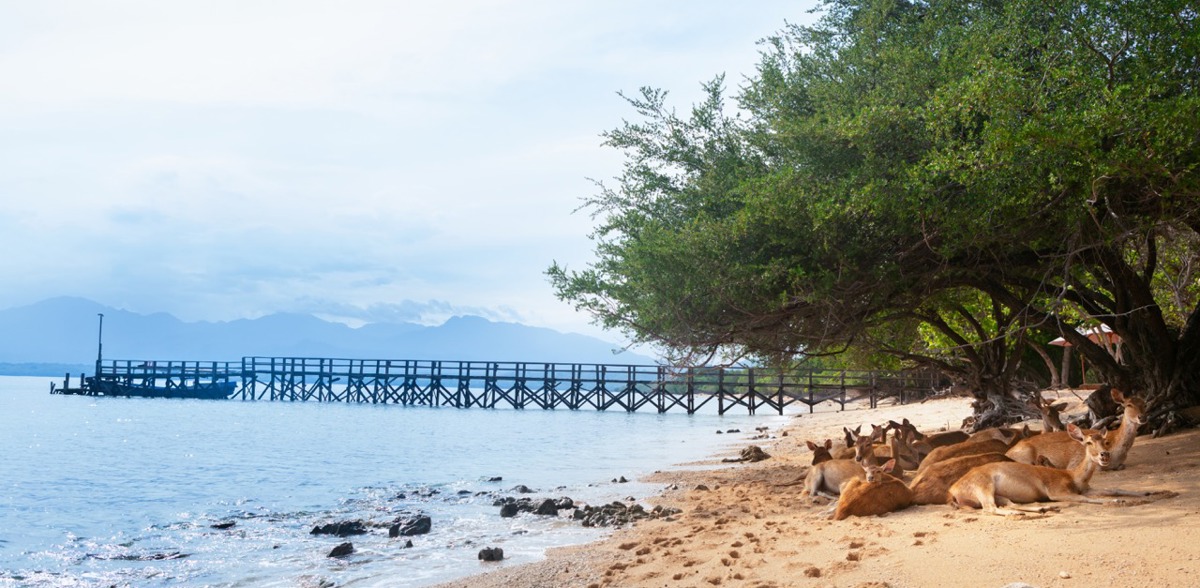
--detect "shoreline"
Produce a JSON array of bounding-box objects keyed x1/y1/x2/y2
[{"x1": 433, "y1": 393, "x2": 1198, "y2": 588}]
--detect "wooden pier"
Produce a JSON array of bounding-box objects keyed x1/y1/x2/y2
[{"x1": 58, "y1": 357, "x2": 946, "y2": 415}]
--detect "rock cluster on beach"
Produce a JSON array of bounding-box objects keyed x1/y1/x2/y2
[
  {"x1": 573, "y1": 501, "x2": 682, "y2": 528},
  {"x1": 492, "y1": 493, "x2": 681, "y2": 528},
  {"x1": 305, "y1": 477, "x2": 683, "y2": 562}
]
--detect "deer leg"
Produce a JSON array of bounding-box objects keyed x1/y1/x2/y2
[
  {"x1": 991, "y1": 496, "x2": 1057, "y2": 516},
  {"x1": 1086, "y1": 487, "x2": 1151, "y2": 498},
  {"x1": 1044, "y1": 491, "x2": 1110, "y2": 505}
]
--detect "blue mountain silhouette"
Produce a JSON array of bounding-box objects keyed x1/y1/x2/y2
[{"x1": 0, "y1": 297, "x2": 656, "y2": 371}]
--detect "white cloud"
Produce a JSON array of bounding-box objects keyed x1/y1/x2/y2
[{"x1": 0, "y1": 0, "x2": 820, "y2": 344}]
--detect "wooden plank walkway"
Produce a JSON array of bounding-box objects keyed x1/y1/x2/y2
[{"x1": 58, "y1": 357, "x2": 945, "y2": 415}]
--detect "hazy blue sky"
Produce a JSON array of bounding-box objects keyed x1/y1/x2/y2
[{"x1": 1, "y1": 1, "x2": 818, "y2": 342}]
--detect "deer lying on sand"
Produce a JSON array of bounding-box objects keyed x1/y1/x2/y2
[
  {"x1": 804, "y1": 440, "x2": 866, "y2": 500},
  {"x1": 1032, "y1": 396, "x2": 1068, "y2": 432},
  {"x1": 1007, "y1": 389, "x2": 1146, "y2": 470},
  {"x1": 886, "y1": 419, "x2": 934, "y2": 461},
  {"x1": 949, "y1": 424, "x2": 1147, "y2": 516},
  {"x1": 967, "y1": 424, "x2": 1036, "y2": 445},
  {"x1": 832, "y1": 458, "x2": 913, "y2": 520},
  {"x1": 915, "y1": 438, "x2": 1011, "y2": 475},
  {"x1": 806, "y1": 439, "x2": 834, "y2": 465},
  {"x1": 852, "y1": 424, "x2": 894, "y2": 463},
  {"x1": 909, "y1": 452, "x2": 1011, "y2": 505}
]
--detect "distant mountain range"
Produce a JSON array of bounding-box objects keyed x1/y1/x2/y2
[{"x1": 0, "y1": 297, "x2": 656, "y2": 375}]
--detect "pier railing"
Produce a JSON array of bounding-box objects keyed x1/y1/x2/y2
[{"x1": 71, "y1": 357, "x2": 947, "y2": 415}]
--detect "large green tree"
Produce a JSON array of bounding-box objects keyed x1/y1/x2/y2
[{"x1": 551, "y1": 0, "x2": 1200, "y2": 418}]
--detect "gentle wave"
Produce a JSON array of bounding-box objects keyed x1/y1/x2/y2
[{"x1": 0, "y1": 376, "x2": 786, "y2": 587}]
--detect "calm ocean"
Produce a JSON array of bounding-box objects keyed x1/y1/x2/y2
[{"x1": 0, "y1": 376, "x2": 785, "y2": 587}]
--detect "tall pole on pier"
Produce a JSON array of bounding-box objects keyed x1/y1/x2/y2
[{"x1": 95, "y1": 313, "x2": 104, "y2": 377}]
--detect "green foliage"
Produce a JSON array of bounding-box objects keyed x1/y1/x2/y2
[{"x1": 552, "y1": 0, "x2": 1200, "y2": 405}]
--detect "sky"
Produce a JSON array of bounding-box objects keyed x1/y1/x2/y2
[{"x1": 0, "y1": 1, "x2": 820, "y2": 345}]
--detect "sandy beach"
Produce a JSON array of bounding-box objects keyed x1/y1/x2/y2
[{"x1": 434, "y1": 393, "x2": 1198, "y2": 588}]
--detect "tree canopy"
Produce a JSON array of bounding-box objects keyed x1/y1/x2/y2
[{"x1": 550, "y1": 0, "x2": 1200, "y2": 417}]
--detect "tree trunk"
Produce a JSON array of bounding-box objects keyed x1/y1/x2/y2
[
  {"x1": 1031, "y1": 343, "x2": 1061, "y2": 389},
  {"x1": 1059, "y1": 346, "x2": 1072, "y2": 388}
]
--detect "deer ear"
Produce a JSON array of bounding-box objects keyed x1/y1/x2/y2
[
  {"x1": 883, "y1": 459, "x2": 897, "y2": 473},
  {"x1": 1051, "y1": 402, "x2": 1068, "y2": 411},
  {"x1": 824, "y1": 439, "x2": 833, "y2": 450},
  {"x1": 1111, "y1": 388, "x2": 1126, "y2": 403},
  {"x1": 806, "y1": 440, "x2": 818, "y2": 451},
  {"x1": 1067, "y1": 423, "x2": 1084, "y2": 442}
]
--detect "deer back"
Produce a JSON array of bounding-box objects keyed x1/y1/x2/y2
[
  {"x1": 917, "y1": 438, "x2": 1009, "y2": 474},
  {"x1": 833, "y1": 471, "x2": 913, "y2": 520},
  {"x1": 1004, "y1": 430, "x2": 1084, "y2": 469},
  {"x1": 925, "y1": 430, "x2": 970, "y2": 449},
  {"x1": 806, "y1": 459, "x2": 867, "y2": 497},
  {"x1": 909, "y1": 452, "x2": 1011, "y2": 505}
]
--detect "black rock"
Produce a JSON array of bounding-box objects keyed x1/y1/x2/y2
[
  {"x1": 478, "y1": 547, "x2": 505, "y2": 561},
  {"x1": 210, "y1": 521, "x2": 236, "y2": 530},
  {"x1": 486, "y1": 476, "x2": 503, "y2": 482},
  {"x1": 328, "y1": 542, "x2": 354, "y2": 558},
  {"x1": 390, "y1": 515, "x2": 432, "y2": 537},
  {"x1": 311, "y1": 521, "x2": 368, "y2": 537},
  {"x1": 534, "y1": 499, "x2": 559, "y2": 516},
  {"x1": 510, "y1": 484, "x2": 534, "y2": 494},
  {"x1": 499, "y1": 503, "x2": 520, "y2": 518},
  {"x1": 403, "y1": 540, "x2": 413, "y2": 548},
  {"x1": 618, "y1": 476, "x2": 629, "y2": 483}
]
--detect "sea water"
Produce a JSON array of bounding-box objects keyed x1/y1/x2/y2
[{"x1": 0, "y1": 376, "x2": 786, "y2": 587}]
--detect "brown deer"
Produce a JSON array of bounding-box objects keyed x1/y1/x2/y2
[
  {"x1": 1031, "y1": 396, "x2": 1069, "y2": 432},
  {"x1": 805, "y1": 439, "x2": 834, "y2": 465},
  {"x1": 909, "y1": 452, "x2": 1011, "y2": 505},
  {"x1": 832, "y1": 459, "x2": 913, "y2": 520},
  {"x1": 890, "y1": 428, "x2": 924, "y2": 474},
  {"x1": 967, "y1": 424, "x2": 1036, "y2": 445},
  {"x1": 832, "y1": 426, "x2": 862, "y2": 460},
  {"x1": 804, "y1": 450, "x2": 868, "y2": 501},
  {"x1": 852, "y1": 423, "x2": 892, "y2": 465},
  {"x1": 1006, "y1": 389, "x2": 1146, "y2": 470},
  {"x1": 915, "y1": 438, "x2": 1010, "y2": 474},
  {"x1": 886, "y1": 419, "x2": 934, "y2": 461},
  {"x1": 924, "y1": 429, "x2": 971, "y2": 449},
  {"x1": 949, "y1": 424, "x2": 1147, "y2": 516}
]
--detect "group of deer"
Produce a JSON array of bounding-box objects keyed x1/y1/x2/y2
[{"x1": 803, "y1": 389, "x2": 1151, "y2": 519}]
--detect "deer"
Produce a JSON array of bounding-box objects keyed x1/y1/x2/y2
[
  {"x1": 924, "y1": 429, "x2": 971, "y2": 449},
  {"x1": 1031, "y1": 395, "x2": 1069, "y2": 432},
  {"x1": 886, "y1": 419, "x2": 934, "y2": 461},
  {"x1": 1006, "y1": 389, "x2": 1146, "y2": 471},
  {"x1": 909, "y1": 452, "x2": 1011, "y2": 505},
  {"x1": 948, "y1": 423, "x2": 1149, "y2": 516},
  {"x1": 852, "y1": 423, "x2": 893, "y2": 466},
  {"x1": 967, "y1": 424, "x2": 1036, "y2": 445},
  {"x1": 915, "y1": 438, "x2": 1011, "y2": 474},
  {"x1": 832, "y1": 426, "x2": 862, "y2": 460},
  {"x1": 805, "y1": 439, "x2": 835, "y2": 465},
  {"x1": 804, "y1": 439, "x2": 868, "y2": 501},
  {"x1": 886, "y1": 426, "x2": 925, "y2": 474},
  {"x1": 832, "y1": 458, "x2": 914, "y2": 520}
]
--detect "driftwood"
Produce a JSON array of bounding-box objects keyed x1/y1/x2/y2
[
  {"x1": 965, "y1": 395, "x2": 1040, "y2": 433},
  {"x1": 723, "y1": 445, "x2": 771, "y2": 463}
]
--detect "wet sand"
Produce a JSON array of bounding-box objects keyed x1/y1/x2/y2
[{"x1": 434, "y1": 394, "x2": 1198, "y2": 588}]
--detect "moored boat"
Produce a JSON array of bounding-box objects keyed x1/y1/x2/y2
[{"x1": 86, "y1": 378, "x2": 236, "y2": 400}]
